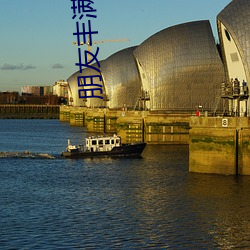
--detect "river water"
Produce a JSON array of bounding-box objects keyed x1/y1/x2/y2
[{"x1": 0, "y1": 119, "x2": 250, "y2": 249}]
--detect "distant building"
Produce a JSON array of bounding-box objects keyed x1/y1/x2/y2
[
  {"x1": 0, "y1": 92, "x2": 19, "y2": 104},
  {"x1": 43, "y1": 86, "x2": 53, "y2": 96},
  {"x1": 21, "y1": 86, "x2": 40, "y2": 96},
  {"x1": 21, "y1": 86, "x2": 53, "y2": 96},
  {"x1": 53, "y1": 80, "x2": 68, "y2": 98},
  {"x1": 20, "y1": 85, "x2": 59, "y2": 105},
  {"x1": 22, "y1": 95, "x2": 59, "y2": 105}
]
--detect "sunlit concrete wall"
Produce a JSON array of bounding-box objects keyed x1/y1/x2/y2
[{"x1": 189, "y1": 117, "x2": 250, "y2": 175}]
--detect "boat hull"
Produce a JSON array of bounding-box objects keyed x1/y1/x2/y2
[{"x1": 62, "y1": 142, "x2": 146, "y2": 159}]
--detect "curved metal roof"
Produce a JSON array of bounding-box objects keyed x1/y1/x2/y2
[
  {"x1": 217, "y1": 0, "x2": 250, "y2": 84},
  {"x1": 100, "y1": 46, "x2": 141, "y2": 109},
  {"x1": 68, "y1": 46, "x2": 141, "y2": 109},
  {"x1": 67, "y1": 61, "x2": 105, "y2": 107},
  {"x1": 133, "y1": 20, "x2": 225, "y2": 111}
]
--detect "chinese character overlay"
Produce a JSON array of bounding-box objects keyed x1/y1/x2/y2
[
  {"x1": 76, "y1": 47, "x2": 100, "y2": 73},
  {"x1": 71, "y1": 0, "x2": 97, "y2": 19},
  {"x1": 73, "y1": 21, "x2": 98, "y2": 46},
  {"x1": 78, "y1": 76, "x2": 103, "y2": 99},
  {"x1": 70, "y1": 0, "x2": 102, "y2": 99}
]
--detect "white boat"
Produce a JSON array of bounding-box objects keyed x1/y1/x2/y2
[{"x1": 62, "y1": 134, "x2": 146, "y2": 158}]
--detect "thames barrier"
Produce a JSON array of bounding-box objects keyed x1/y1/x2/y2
[
  {"x1": 59, "y1": 106, "x2": 190, "y2": 144},
  {"x1": 2, "y1": 0, "x2": 249, "y2": 176},
  {"x1": 59, "y1": 106, "x2": 250, "y2": 176},
  {"x1": 63, "y1": 0, "x2": 250, "y2": 175}
]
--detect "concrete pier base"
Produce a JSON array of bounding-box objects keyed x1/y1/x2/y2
[
  {"x1": 116, "y1": 111, "x2": 144, "y2": 143},
  {"x1": 59, "y1": 106, "x2": 71, "y2": 122},
  {"x1": 189, "y1": 117, "x2": 250, "y2": 175},
  {"x1": 60, "y1": 107, "x2": 250, "y2": 175},
  {"x1": 0, "y1": 105, "x2": 59, "y2": 119},
  {"x1": 145, "y1": 114, "x2": 189, "y2": 144},
  {"x1": 59, "y1": 106, "x2": 190, "y2": 144}
]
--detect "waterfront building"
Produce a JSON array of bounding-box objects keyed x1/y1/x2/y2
[
  {"x1": 21, "y1": 86, "x2": 53, "y2": 96},
  {"x1": 0, "y1": 92, "x2": 19, "y2": 104},
  {"x1": 217, "y1": 0, "x2": 250, "y2": 116},
  {"x1": 67, "y1": 71, "x2": 81, "y2": 106},
  {"x1": 43, "y1": 86, "x2": 53, "y2": 96},
  {"x1": 21, "y1": 85, "x2": 59, "y2": 105},
  {"x1": 53, "y1": 80, "x2": 68, "y2": 98},
  {"x1": 21, "y1": 86, "x2": 41, "y2": 96}
]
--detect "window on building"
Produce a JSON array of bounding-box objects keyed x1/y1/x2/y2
[{"x1": 225, "y1": 29, "x2": 231, "y2": 42}]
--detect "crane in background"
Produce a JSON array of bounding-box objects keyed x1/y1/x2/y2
[{"x1": 72, "y1": 37, "x2": 129, "y2": 62}]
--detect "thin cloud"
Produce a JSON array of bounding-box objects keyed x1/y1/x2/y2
[
  {"x1": 51, "y1": 63, "x2": 64, "y2": 69},
  {"x1": 23, "y1": 64, "x2": 36, "y2": 70},
  {"x1": 1, "y1": 63, "x2": 36, "y2": 70}
]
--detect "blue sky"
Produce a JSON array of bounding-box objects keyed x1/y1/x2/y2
[{"x1": 0, "y1": 0, "x2": 232, "y2": 92}]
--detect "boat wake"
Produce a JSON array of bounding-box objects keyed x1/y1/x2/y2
[{"x1": 0, "y1": 151, "x2": 55, "y2": 159}]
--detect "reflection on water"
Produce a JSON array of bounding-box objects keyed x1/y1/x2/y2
[
  {"x1": 186, "y1": 174, "x2": 250, "y2": 249},
  {"x1": 0, "y1": 120, "x2": 250, "y2": 249}
]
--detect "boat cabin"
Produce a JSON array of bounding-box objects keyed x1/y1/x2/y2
[{"x1": 85, "y1": 135, "x2": 121, "y2": 152}]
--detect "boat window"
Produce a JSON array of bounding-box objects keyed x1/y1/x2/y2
[
  {"x1": 105, "y1": 140, "x2": 110, "y2": 144},
  {"x1": 111, "y1": 139, "x2": 114, "y2": 144},
  {"x1": 92, "y1": 140, "x2": 97, "y2": 145},
  {"x1": 116, "y1": 139, "x2": 120, "y2": 144},
  {"x1": 98, "y1": 140, "x2": 103, "y2": 145}
]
